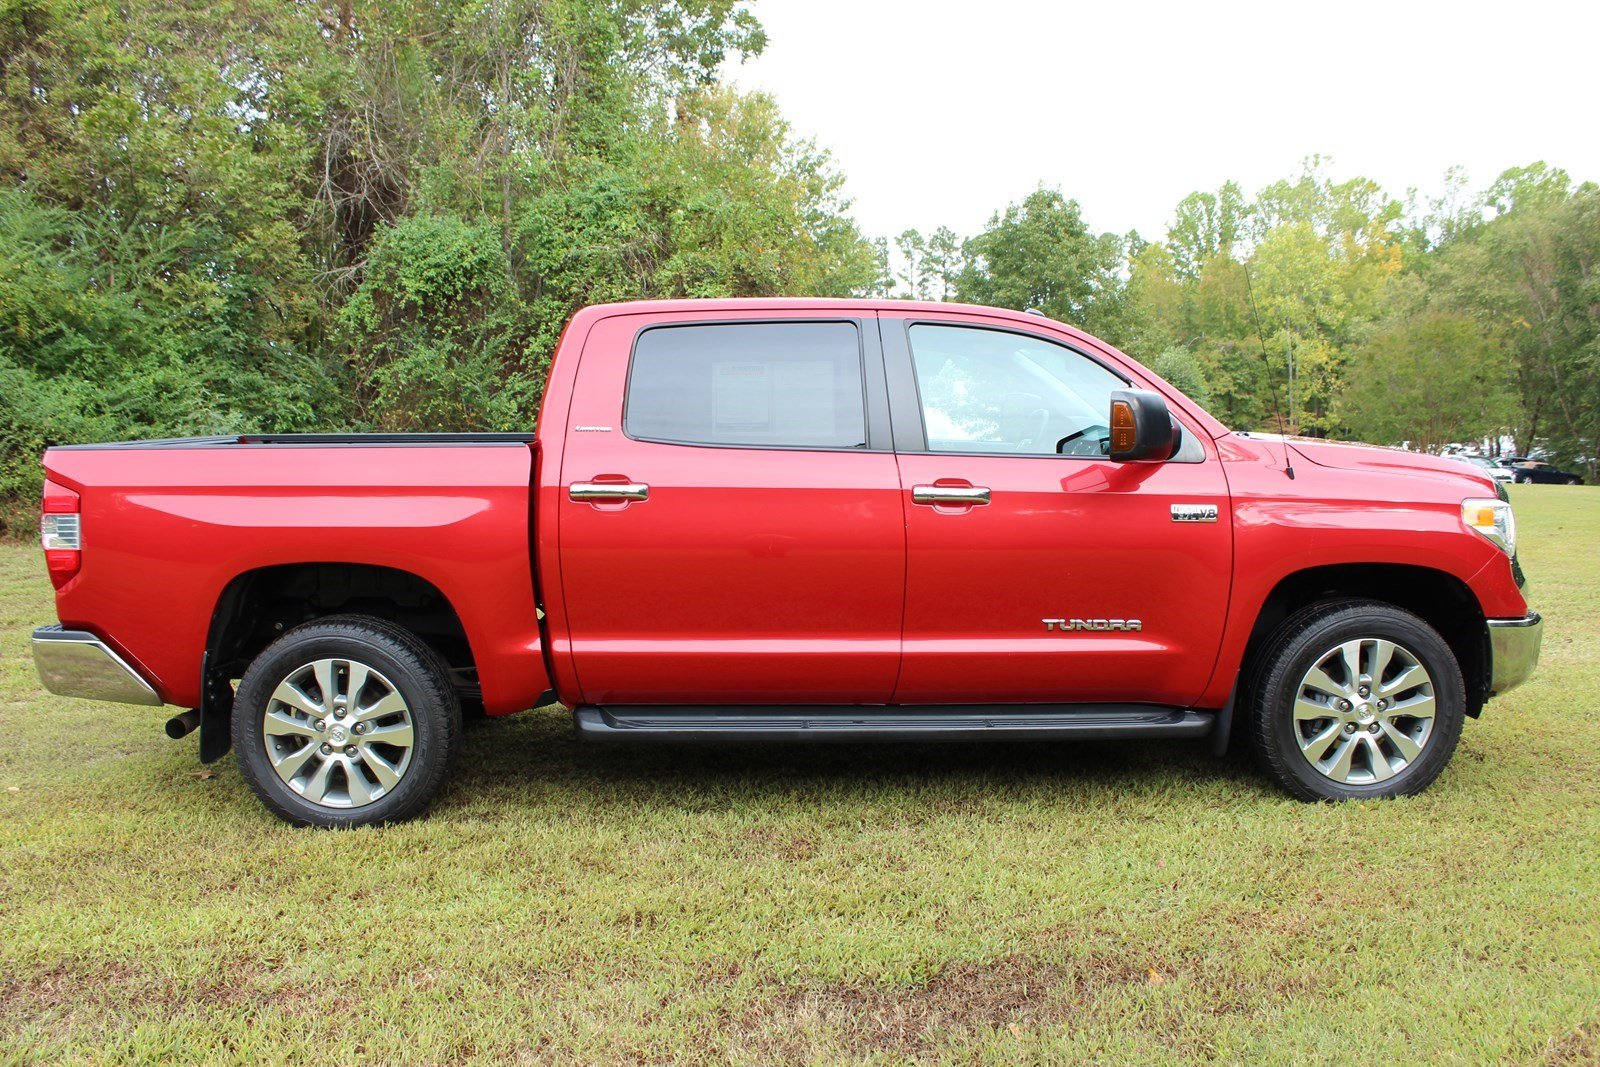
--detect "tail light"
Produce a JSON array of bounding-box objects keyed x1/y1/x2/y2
[{"x1": 41, "y1": 481, "x2": 81, "y2": 587}]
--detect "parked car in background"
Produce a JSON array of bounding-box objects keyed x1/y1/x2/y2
[
  {"x1": 31, "y1": 298, "x2": 1543, "y2": 826},
  {"x1": 1454, "y1": 455, "x2": 1517, "y2": 483},
  {"x1": 1505, "y1": 459, "x2": 1585, "y2": 485}
]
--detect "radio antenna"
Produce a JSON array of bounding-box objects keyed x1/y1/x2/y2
[{"x1": 1244, "y1": 264, "x2": 1296, "y2": 480}]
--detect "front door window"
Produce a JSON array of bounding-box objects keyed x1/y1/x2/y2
[{"x1": 908, "y1": 324, "x2": 1126, "y2": 457}]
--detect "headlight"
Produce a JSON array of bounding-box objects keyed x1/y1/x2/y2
[{"x1": 1462, "y1": 497, "x2": 1516, "y2": 556}]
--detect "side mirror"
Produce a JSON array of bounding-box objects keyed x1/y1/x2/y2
[{"x1": 1108, "y1": 389, "x2": 1181, "y2": 462}]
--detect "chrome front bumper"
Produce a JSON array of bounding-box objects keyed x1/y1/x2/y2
[
  {"x1": 32, "y1": 626, "x2": 163, "y2": 706},
  {"x1": 1487, "y1": 612, "x2": 1543, "y2": 696}
]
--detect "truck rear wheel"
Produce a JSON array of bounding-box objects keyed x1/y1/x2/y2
[
  {"x1": 1248, "y1": 600, "x2": 1465, "y2": 801},
  {"x1": 233, "y1": 616, "x2": 460, "y2": 827}
]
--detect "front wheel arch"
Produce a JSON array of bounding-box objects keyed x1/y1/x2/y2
[{"x1": 1235, "y1": 564, "x2": 1488, "y2": 721}]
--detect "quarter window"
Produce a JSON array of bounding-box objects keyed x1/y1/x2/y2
[
  {"x1": 908, "y1": 324, "x2": 1126, "y2": 456},
  {"x1": 626, "y1": 322, "x2": 867, "y2": 449}
]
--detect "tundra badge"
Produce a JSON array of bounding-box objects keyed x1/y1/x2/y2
[{"x1": 1043, "y1": 619, "x2": 1143, "y2": 632}]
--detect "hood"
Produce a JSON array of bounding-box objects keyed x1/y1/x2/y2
[{"x1": 1280, "y1": 436, "x2": 1496, "y2": 489}]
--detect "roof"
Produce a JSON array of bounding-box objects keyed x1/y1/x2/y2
[{"x1": 576, "y1": 297, "x2": 1074, "y2": 331}]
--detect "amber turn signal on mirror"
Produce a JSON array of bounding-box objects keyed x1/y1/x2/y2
[{"x1": 1110, "y1": 399, "x2": 1136, "y2": 454}]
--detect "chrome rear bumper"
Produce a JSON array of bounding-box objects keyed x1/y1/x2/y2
[
  {"x1": 1487, "y1": 612, "x2": 1543, "y2": 696},
  {"x1": 32, "y1": 627, "x2": 163, "y2": 706}
]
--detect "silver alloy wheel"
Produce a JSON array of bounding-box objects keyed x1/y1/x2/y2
[
  {"x1": 261, "y1": 657, "x2": 415, "y2": 808},
  {"x1": 1292, "y1": 638, "x2": 1436, "y2": 785}
]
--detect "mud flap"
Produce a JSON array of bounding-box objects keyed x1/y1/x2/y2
[
  {"x1": 198, "y1": 650, "x2": 235, "y2": 764},
  {"x1": 1209, "y1": 681, "x2": 1238, "y2": 758}
]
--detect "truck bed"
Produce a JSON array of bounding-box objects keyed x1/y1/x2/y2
[{"x1": 39, "y1": 433, "x2": 549, "y2": 716}]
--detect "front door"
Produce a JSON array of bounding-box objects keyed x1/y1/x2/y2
[
  {"x1": 885, "y1": 315, "x2": 1232, "y2": 706},
  {"x1": 558, "y1": 314, "x2": 906, "y2": 705}
]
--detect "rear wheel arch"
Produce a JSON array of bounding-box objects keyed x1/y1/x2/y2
[
  {"x1": 1237, "y1": 564, "x2": 1488, "y2": 719},
  {"x1": 199, "y1": 563, "x2": 479, "y2": 761}
]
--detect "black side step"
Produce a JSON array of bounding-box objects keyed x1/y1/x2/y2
[{"x1": 573, "y1": 705, "x2": 1215, "y2": 743}]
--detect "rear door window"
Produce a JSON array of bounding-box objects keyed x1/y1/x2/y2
[{"x1": 625, "y1": 322, "x2": 867, "y2": 449}]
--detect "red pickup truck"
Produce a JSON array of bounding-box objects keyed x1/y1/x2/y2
[{"x1": 32, "y1": 299, "x2": 1542, "y2": 826}]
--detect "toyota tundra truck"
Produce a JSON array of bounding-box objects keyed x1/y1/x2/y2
[{"x1": 31, "y1": 299, "x2": 1543, "y2": 826}]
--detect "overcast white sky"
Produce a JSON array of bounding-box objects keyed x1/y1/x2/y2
[{"x1": 725, "y1": 0, "x2": 1598, "y2": 242}]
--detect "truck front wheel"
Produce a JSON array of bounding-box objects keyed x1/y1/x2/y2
[
  {"x1": 1248, "y1": 600, "x2": 1466, "y2": 801},
  {"x1": 233, "y1": 616, "x2": 461, "y2": 827}
]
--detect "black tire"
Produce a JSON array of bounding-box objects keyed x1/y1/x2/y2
[
  {"x1": 233, "y1": 615, "x2": 461, "y2": 827},
  {"x1": 1567, "y1": 477, "x2": 1580, "y2": 486},
  {"x1": 1247, "y1": 599, "x2": 1466, "y2": 802},
  {"x1": 1514, "y1": 473, "x2": 1527, "y2": 484}
]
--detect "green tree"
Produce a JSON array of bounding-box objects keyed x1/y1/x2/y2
[
  {"x1": 1337, "y1": 304, "x2": 1514, "y2": 453},
  {"x1": 0, "y1": 0, "x2": 888, "y2": 514},
  {"x1": 1149, "y1": 347, "x2": 1211, "y2": 407},
  {"x1": 1118, "y1": 158, "x2": 1407, "y2": 435},
  {"x1": 922, "y1": 226, "x2": 963, "y2": 301},
  {"x1": 338, "y1": 213, "x2": 532, "y2": 431},
  {"x1": 956, "y1": 187, "x2": 1128, "y2": 343},
  {"x1": 1168, "y1": 181, "x2": 1247, "y2": 279},
  {"x1": 893, "y1": 229, "x2": 929, "y2": 299},
  {"x1": 1438, "y1": 167, "x2": 1600, "y2": 475},
  {"x1": 888, "y1": 225, "x2": 963, "y2": 301}
]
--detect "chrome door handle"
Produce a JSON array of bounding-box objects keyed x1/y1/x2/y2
[
  {"x1": 911, "y1": 484, "x2": 991, "y2": 506},
  {"x1": 569, "y1": 482, "x2": 649, "y2": 502}
]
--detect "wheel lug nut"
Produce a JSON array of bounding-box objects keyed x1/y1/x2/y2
[
  {"x1": 1358, "y1": 686, "x2": 1370, "y2": 698},
  {"x1": 314, "y1": 719, "x2": 327, "y2": 732},
  {"x1": 1368, "y1": 723, "x2": 1380, "y2": 734},
  {"x1": 345, "y1": 745, "x2": 359, "y2": 757},
  {"x1": 352, "y1": 722, "x2": 366, "y2": 735},
  {"x1": 1337, "y1": 699, "x2": 1352, "y2": 712},
  {"x1": 319, "y1": 742, "x2": 332, "y2": 754},
  {"x1": 1343, "y1": 723, "x2": 1356, "y2": 734},
  {"x1": 334, "y1": 708, "x2": 347, "y2": 719}
]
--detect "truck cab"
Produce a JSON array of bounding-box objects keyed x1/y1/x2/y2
[{"x1": 33, "y1": 299, "x2": 1543, "y2": 826}]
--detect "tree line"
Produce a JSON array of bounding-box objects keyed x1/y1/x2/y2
[
  {"x1": 893, "y1": 162, "x2": 1599, "y2": 477},
  {"x1": 0, "y1": 0, "x2": 874, "y2": 509},
  {"x1": 2, "y1": 1, "x2": 1596, "y2": 520}
]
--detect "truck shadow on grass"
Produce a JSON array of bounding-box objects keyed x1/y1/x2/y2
[{"x1": 436, "y1": 707, "x2": 1271, "y2": 815}]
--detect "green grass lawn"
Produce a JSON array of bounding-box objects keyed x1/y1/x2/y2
[{"x1": 1, "y1": 486, "x2": 1597, "y2": 1065}]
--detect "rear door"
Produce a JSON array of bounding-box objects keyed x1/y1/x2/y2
[
  {"x1": 884, "y1": 313, "x2": 1232, "y2": 706},
  {"x1": 556, "y1": 311, "x2": 906, "y2": 704}
]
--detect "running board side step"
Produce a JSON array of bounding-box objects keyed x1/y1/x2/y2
[{"x1": 573, "y1": 705, "x2": 1215, "y2": 743}]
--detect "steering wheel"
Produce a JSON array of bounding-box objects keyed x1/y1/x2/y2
[{"x1": 1056, "y1": 423, "x2": 1110, "y2": 457}]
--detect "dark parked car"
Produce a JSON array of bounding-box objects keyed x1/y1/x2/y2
[{"x1": 1506, "y1": 459, "x2": 1585, "y2": 485}]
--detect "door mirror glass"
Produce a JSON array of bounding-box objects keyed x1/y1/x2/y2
[{"x1": 1106, "y1": 389, "x2": 1181, "y2": 462}]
